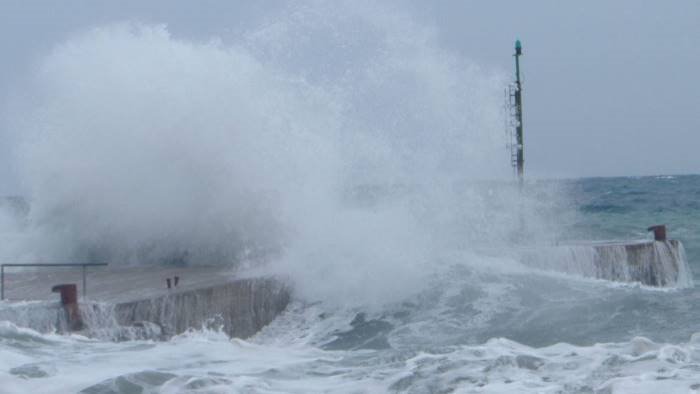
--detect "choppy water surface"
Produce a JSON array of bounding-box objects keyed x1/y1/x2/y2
[{"x1": 3, "y1": 175, "x2": 700, "y2": 393}]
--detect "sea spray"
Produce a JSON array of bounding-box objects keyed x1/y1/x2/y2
[{"x1": 2, "y1": 2, "x2": 567, "y2": 308}]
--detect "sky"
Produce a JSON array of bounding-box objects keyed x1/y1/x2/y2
[{"x1": 0, "y1": 0, "x2": 698, "y2": 193}]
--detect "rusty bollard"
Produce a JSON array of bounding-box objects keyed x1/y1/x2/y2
[
  {"x1": 647, "y1": 225, "x2": 667, "y2": 241},
  {"x1": 51, "y1": 284, "x2": 84, "y2": 331}
]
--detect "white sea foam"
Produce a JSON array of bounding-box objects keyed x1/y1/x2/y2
[{"x1": 3, "y1": 314, "x2": 700, "y2": 394}]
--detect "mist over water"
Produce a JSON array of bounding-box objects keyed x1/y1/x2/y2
[{"x1": 1, "y1": 2, "x2": 563, "y2": 306}]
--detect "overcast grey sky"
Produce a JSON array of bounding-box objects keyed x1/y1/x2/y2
[{"x1": 0, "y1": 0, "x2": 698, "y2": 193}]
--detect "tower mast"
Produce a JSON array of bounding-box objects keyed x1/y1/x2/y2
[{"x1": 513, "y1": 39, "x2": 524, "y2": 186}]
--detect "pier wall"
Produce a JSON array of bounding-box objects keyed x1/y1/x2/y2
[
  {"x1": 113, "y1": 277, "x2": 290, "y2": 339},
  {"x1": 0, "y1": 274, "x2": 291, "y2": 340},
  {"x1": 520, "y1": 240, "x2": 693, "y2": 287}
]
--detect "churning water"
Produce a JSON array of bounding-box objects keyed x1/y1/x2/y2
[
  {"x1": 1, "y1": 2, "x2": 700, "y2": 393},
  {"x1": 4, "y1": 176, "x2": 700, "y2": 393}
]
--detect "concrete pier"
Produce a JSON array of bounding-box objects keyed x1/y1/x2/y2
[
  {"x1": 0, "y1": 266, "x2": 290, "y2": 340},
  {"x1": 0, "y1": 238, "x2": 691, "y2": 339},
  {"x1": 114, "y1": 277, "x2": 289, "y2": 339},
  {"x1": 520, "y1": 239, "x2": 692, "y2": 287}
]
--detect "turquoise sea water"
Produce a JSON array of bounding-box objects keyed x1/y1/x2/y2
[
  {"x1": 567, "y1": 174, "x2": 700, "y2": 274},
  {"x1": 3, "y1": 175, "x2": 700, "y2": 393}
]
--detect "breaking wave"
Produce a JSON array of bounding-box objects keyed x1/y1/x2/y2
[{"x1": 0, "y1": 1, "x2": 570, "y2": 307}]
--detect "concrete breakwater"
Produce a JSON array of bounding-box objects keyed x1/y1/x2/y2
[
  {"x1": 113, "y1": 277, "x2": 290, "y2": 339},
  {"x1": 0, "y1": 267, "x2": 291, "y2": 340},
  {"x1": 520, "y1": 240, "x2": 693, "y2": 287},
  {"x1": 0, "y1": 237, "x2": 691, "y2": 339}
]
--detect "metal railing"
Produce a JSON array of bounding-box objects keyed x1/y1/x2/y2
[{"x1": 1, "y1": 263, "x2": 108, "y2": 301}]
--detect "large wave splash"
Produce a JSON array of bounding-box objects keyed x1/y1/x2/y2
[{"x1": 2, "y1": 2, "x2": 563, "y2": 306}]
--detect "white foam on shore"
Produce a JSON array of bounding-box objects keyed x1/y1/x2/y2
[{"x1": 3, "y1": 318, "x2": 700, "y2": 394}]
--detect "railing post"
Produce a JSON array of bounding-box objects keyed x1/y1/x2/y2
[{"x1": 1, "y1": 265, "x2": 4, "y2": 301}]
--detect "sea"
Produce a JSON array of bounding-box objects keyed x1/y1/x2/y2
[{"x1": 2, "y1": 175, "x2": 700, "y2": 393}]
